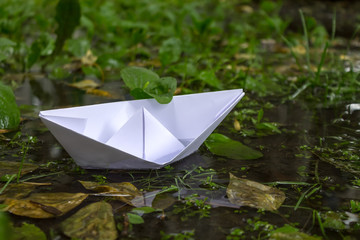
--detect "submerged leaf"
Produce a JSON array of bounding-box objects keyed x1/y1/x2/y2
[
  {"x1": 4, "y1": 193, "x2": 88, "y2": 218},
  {"x1": 321, "y1": 211, "x2": 347, "y2": 230},
  {"x1": 205, "y1": 133, "x2": 263, "y2": 160},
  {"x1": 79, "y1": 181, "x2": 144, "y2": 207},
  {"x1": 270, "y1": 225, "x2": 321, "y2": 239},
  {"x1": 61, "y1": 201, "x2": 117, "y2": 240},
  {"x1": 0, "y1": 82, "x2": 20, "y2": 130},
  {"x1": 12, "y1": 223, "x2": 46, "y2": 240},
  {"x1": 227, "y1": 173, "x2": 285, "y2": 211},
  {"x1": 152, "y1": 193, "x2": 176, "y2": 210},
  {"x1": 0, "y1": 161, "x2": 38, "y2": 179},
  {"x1": 270, "y1": 231, "x2": 321, "y2": 240}
]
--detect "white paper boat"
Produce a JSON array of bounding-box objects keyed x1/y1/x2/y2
[{"x1": 39, "y1": 89, "x2": 245, "y2": 169}]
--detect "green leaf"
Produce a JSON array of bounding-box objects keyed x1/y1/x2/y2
[
  {"x1": 0, "y1": 37, "x2": 16, "y2": 62},
  {"x1": 130, "y1": 88, "x2": 152, "y2": 100},
  {"x1": 61, "y1": 201, "x2": 117, "y2": 240},
  {"x1": 131, "y1": 206, "x2": 158, "y2": 214},
  {"x1": 27, "y1": 33, "x2": 55, "y2": 69},
  {"x1": 257, "y1": 109, "x2": 264, "y2": 123},
  {"x1": 159, "y1": 38, "x2": 182, "y2": 66},
  {"x1": 271, "y1": 224, "x2": 299, "y2": 234},
  {"x1": 350, "y1": 200, "x2": 360, "y2": 213},
  {"x1": 145, "y1": 77, "x2": 177, "y2": 104},
  {"x1": 121, "y1": 66, "x2": 159, "y2": 90},
  {"x1": 127, "y1": 213, "x2": 144, "y2": 224},
  {"x1": 120, "y1": 67, "x2": 177, "y2": 104},
  {"x1": 66, "y1": 38, "x2": 90, "y2": 57},
  {"x1": 0, "y1": 82, "x2": 20, "y2": 130},
  {"x1": 256, "y1": 122, "x2": 281, "y2": 135},
  {"x1": 54, "y1": 0, "x2": 81, "y2": 55},
  {"x1": 49, "y1": 67, "x2": 71, "y2": 80},
  {"x1": 12, "y1": 223, "x2": 46, "y2": 240},
  {"x1": 0, "y1": 212, "x2": 12, "y2": 240},
  {"x1": 204, "y1": 133, "x2": 263, "y2": 160},
  {"x1": 198, "y1": 70, "x2": 223, "y2": 90},
  {"x1": 321, "y1": 211, "x2": 347, "y2": 230}
]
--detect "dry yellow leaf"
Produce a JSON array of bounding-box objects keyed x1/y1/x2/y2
[
  {"x1": 68, "y1": 79, "x2": 101, "y2": 90},
  {"x1": 227, "y1": 173, "x2": 285, "y2": 211},
  {"x1": 0, "y1": 183, "x2": 36, "y2": 202},
  {"x1": 4, "y1": 192, "x2": 88, "y2": 218},
  {"x1": 0, "y1": 161, "x2": 38, "y2": 178},
  {"x1": 81, "y1": 49, "x2": 98, "y2": 65},
  {"x1": 233, "y1": 119, "x2": 241, "y2": 131},
  {"x1": 85, "y1": 88, "x2": 113, "y2": 98},
  {"x1": 129, "y1": 59, "x2": 162, "y2": 68},
  {"x1": 79, "y1": 181, "x2": 144, "y2": 207},
  {"x1": 61, "y1": 201, "x2": 117, "y2": 240}
]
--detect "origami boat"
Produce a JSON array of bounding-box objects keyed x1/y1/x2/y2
[{"x1": 39, "y1": 89, "x2": 245, "y2": 169}]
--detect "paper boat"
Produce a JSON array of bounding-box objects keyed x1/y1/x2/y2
[{"x1": 39, "y1": 89, "x2": 245, "y2": 169}]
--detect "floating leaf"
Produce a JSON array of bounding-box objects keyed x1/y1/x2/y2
[
  {"x1": 0, "y1": 82, "x2": 20, "y2": 130},
  {"x1": 12, "y1": 222, "x2": 46, "y2": 240},
  {"x1": 79, "y1": 181, "x2": 144, "y2": 207},
  {"x1": 61, "y1": 201, "x2": 117, "y2": 240},
  {"x1": 227, "y1": 173, "x2": 285, "y2": 211},
  {"x1": 0, "y1": 183, "x2": 37, "y2": 202},
  {"x1": 0, "y1": 161, "x2": 38, "y2": 179},
  {"x1": 204, "y1": 133, "x2": 263, "y2": 160},
  {"x1": 4, "y1": 193, "x2": 88, "y2": 218}
]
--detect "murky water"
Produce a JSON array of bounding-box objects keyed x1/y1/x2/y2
[{"x1": 2, "y1": 76, "x2": 359, "y2": 239}]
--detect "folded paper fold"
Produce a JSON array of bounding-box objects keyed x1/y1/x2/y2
[{"x1": 39, "y1": 89, "x2": 245, "y2": 169}]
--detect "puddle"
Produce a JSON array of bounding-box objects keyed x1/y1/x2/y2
[{"x1": 1, "y1": 75, "x2": 359, "y2": 239}]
